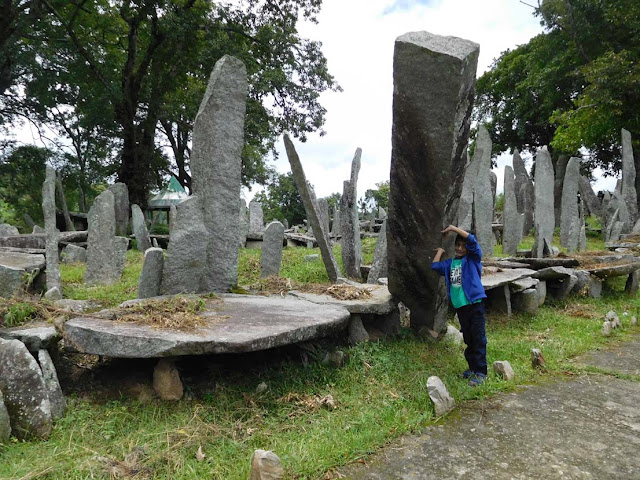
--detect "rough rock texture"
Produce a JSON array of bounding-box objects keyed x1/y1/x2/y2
[
  {"x1": 340, "y1": 148, "x2": 364, "y2": 280},
  {"x1": 261, "y1": 221, "x2": 285, "y2": 278},
  {"x1": 64, "y1": 295, "x2": 351, "y2": 358},
  {"x1": 626, "y1": 270, "x2": 639, "y2": 295},
  {"x1": 560, "y1": 157, "x2": 581, "y2": 252},
  {"x1": 388, "y1": 31, "x2": 479, "y2": 334},
  {"x1": 472, "y1": 126, "x2": 495, "y2": 257},
  {"x1": 0, "y1": 223, "x2": 19, "y2": 236},
  {"x1": 250, "y1": 450, "x2": 284, "y2": 480},
  {"x1": 37, "y1": 349, "x2": 65, "y2": 419},
  {"x1": 138, "y1": 247, "x2": 164, "y2": 299},
  {"x1": 457, "y1": 154, "x2": 477, "y2": 231},
  {"x1": 512, "y1": 149, "x2": 535, "y2": 235},
  {"x1": 107, "y1": 183, "x2": 130, "y2": 236},
  {"x1": 502, "y1": 165, "x2": 522, "y2": 255},
  {"x1": 367, "y1": 220, "x2": 388, "y2": 284},
  {"x1": 284, "y1": 135, "x2": 341, "y2": 281},
  {"x1": 84, "y1": 190, "x2": 120, "y2": 285},
  {"x1": 348, "y1": 315, "x2": 370, "y2": 344},
  {"x1": 316, "y1": 197, "x2": 330, "y2": 239},
  {"x1": 511, "y1": 288, "x2": 539, "y2": 314},
  {"x1": 153, "y1": 359, "x2": 183, "y2": 401},
  {"x1": 43, "y1": 166, "x2": 61, "y2": 295},
  {"x1": 131, "y1": 204, "x2": 152, "y2": 252},
  {"x1": 621, "y1": 128, "x2": 638, "y2": 223},
  {"x1": 0, "y1": 252, "x2": 45, "y2": 298},
  {"x1": 0, "y1": 338, "x2": 52, "y2": 440},
  {"x1": 61, "y1": 244, "x2": 87, "y2": 263},
  {"x1": 289, "y1": 284, "x2": 396, "y2": 316},
  {"x1": 493, "y1": 360, "x2": 515, "y2": 380},
  {"x1": 481, "y1": 268, "x2": 536, "y2": 290},
  {"x1": 553, "y1": 155, "x2": 569, "y2": 229},
  {"x1": 249, "y1": 200, "x2": 264, "y2": 235},
  {"x1": 534, "y1": 147, "x2": 555, "y2": 257},
  {"x1": 239, "y1": 198, "x2": 249, "y2": 247},
  {"x1": 426, "y1": 376, "x2": 455, "y2": 416},
  {"x1": 0, "y1": 390, "x2": 10, "y2": 443},
  {"x1": 161, "y1": 196, "x2": 208, "y2": 295},
  {"x1": 0, "y1": 325, "x2": 59, "y2": 352},
  {"x1": 190, "y1": 55, "x2": 247, "y2": 292},
  {"x1": 579, "y1": 175, "x2": 602, "y2": 219}
]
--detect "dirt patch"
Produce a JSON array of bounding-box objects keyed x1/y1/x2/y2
[
  {"x1": 299, "y1": 283, "x2": 373, "y2": 300},
  {"x1": 563, "y1": 303, "x2": 601, "y2": 319}
]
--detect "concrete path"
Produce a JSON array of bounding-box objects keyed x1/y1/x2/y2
[{"x1": 339, "y1": 338, "x2": 640, "y2": 479}]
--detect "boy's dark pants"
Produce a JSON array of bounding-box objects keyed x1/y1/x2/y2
[{"x1": 456, "y1": 301, "x2": 487, "y2": 375}]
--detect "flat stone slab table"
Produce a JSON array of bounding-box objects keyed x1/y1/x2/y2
[
  {"x1": 288, "y1": 284, "x2": 396, "y2": 315},
  {"x1": 481, "y1": 267, "x2": 536, "y2": 290},
  {"x1": 63, "y1": 294, "x2": 351, "y2": 358}
]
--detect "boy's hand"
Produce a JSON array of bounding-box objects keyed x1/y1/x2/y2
[
  {"x1": 432, "y1": 247, "x2": 445, "y2": 262},
  {"x1": 441, "y1": 225, "x2": 457, "y2": 235},
  {"x1": 433, "y1": 247, "x2": 445, "y2": 254}
]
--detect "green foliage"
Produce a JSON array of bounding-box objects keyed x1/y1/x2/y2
[
  {"x1": 363, "y1": 181, "x2": 390, "y2": 214},
  {"x1": 494, "y1": 192, "x2": 505, "y2": 213},
  {"x1": 253, "y1": 172, "x2": 306, "y2": 226},
  {"x1": 1, "y1": 302, "x2": 39, "y2": 328}
]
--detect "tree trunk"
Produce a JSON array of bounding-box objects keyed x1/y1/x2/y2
[{"x1": 56, "y1": 171, "x2": 75, "y2": 231}]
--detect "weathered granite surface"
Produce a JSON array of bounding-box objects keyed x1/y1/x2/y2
[
  {"x1": 131, "y1": 204, "x2": 152, "y2": 252},
  {"x1": 0, "y1": 324, "x2": 59, "y2": 352},
  {"x1": 481, "y1": 268, "x2": 536, "y2": 290},
  {"x1": 340, "y1": 148, "x2": 364, "y2": 280},
  {"x1": 64, "y1": 295, "x2": 351, "y2": 358},
  {"x1": 472, "y1": 125, "x2": 495, "y2": 257},
  {"x1": 533, "y1": 147, "x2": 555, "y2": 257},
  {"x1": 261, "y1": 221, "x2": 285, "y2": 278},
  {"x1": 560, "y1": 157, "x2": 581, "y2": 252},
  {"x1": 512, "y1": 149, "x2": 535, "y2": 235},
  {"x1": 0, "y1": 252, "x2": 45, "y2": 298},
  {"x1": 107, "y1": 183, "x2": 130, "y2": 237},
  {"x1": 289, "y1": 284, "x2": 396, "y2": 315}
]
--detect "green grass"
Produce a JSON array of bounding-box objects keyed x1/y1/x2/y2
[{"x1": 1, "y1": 237, "x2": 639, "y2": 479}]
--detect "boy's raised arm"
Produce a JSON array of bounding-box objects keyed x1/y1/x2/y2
[{"x1": 442, "y1": 225, "x2": 469, "y2": 238}]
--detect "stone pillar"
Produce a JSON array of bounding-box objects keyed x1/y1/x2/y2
[
  {"x1": 512, "y1": 149, "x2": 535, "y2": 235},
  {"x1": 249, "y1": 200, "x2": 264, "y2": 235},
  {"x1": 190, "y1": 55, "x2": 247, "y2": 292},
  {"x1": 316, "y1": 197, "x2": 330, "y2": 240},
  {"x1": 340, "y1": 148, "x2": 363, "y2": 280},
  {"x1": 261, "y1": 221, "x2": 285, "y2": 278},
  {"x1": 107, "y1": 183, "x2": 130, "y2": 236},
  {"x1": 553, "y1": 155, "x2": 569, "y2": 229},
  {"x1": 131, "y1": 204, "x2": 152, "y2": 252},
  {"x1": 388, "y1": 31, "x2": 479, "y2": 333},
  {"x1": 367, "y1": 219, "x2": 388, "y2": 284},
  {"x1": 579, "y1": 175, "x2": 602, "y2": 219},
  {"x1": 457, "y1": 152, "x2": 477, "y2": 231},
  {"x1": 84, "y1": 190, "x2": 120, "y2": 285},
  {"x1": 138, "y1": 247, "x2": 164, "y2": 299},
  {"x1": 502, "y1": 165, "x2": 522, "y2": 255},
  {"x1": 621, "y1": 128, "x2": 638, "y2": 223},
  {"x1": 284, "y1": 135, "x2": 341, "y2": 282},
  {"x1": 239, "y1": 198, "x2": 249, "y2": 247},
  {"x1": 560, "y1": 157, "x2": 581, "y2": 253},
  {"x1": 42, "y1": 166, "x2": 61, "y2": 297},
  {"x1": 472, "y1": 125, "x2": 495, "y2": 257},
  {"x1": 533, "y1": 146, "x2": 555, "y2": 258}
]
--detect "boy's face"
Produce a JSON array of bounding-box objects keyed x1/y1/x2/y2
[{"x1": 455, "y1": 240, "x2": 467, "y2": 258}]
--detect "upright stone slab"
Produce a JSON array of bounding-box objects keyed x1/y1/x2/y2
[
  {"x1": 249, "y1": 200, "x2": 264, "y2": 235},
  {"x1": 490, "y1": 170, "x2": 497, "y2": 211},
  {"x1": 108, "y1": 183, "x2": 130, "y2": 236},
  {"x1": 161, "y1": 196, "x2": 208, "y2": 294},
  {"x1": 578, "y1": 200, "x2": 587, "y2": 251},
  {"x1": 239, "y1": 198, "x2": 249, "y2": 247},
  {"x1": 513, "y1": 149, "x2": 535, "y2": 235},
  {"x1": 169, "y1": 205, "x2": 177, "y2": 229},
  {"x1": 534, "y1": 147, "x2": 555, "y2": 258},
  {"x1": 0, "y1": 338, "x2": 52, "y2": 440},
  {"x1": 388, "y1": 31, "x2": 479, "y2": 333},
  {"x1": 367, "y1": 219, "x2": 388, "y2": 284},
  {"x1": 331, "y1": 207, "x2": 341, "y2": 238},
  {"x1": 42, "y1": 166, "x2": 61, "y2": 296},
  {"x1": 340, "y1": 148, "x2": 364, "y2": 280},
  {"x1": 554, "y1": 155, "x2": 569, "y2": 228},
  {"x1": 457, "y1": 153, "x2": 478, "y2": 231},
  {"x1": 261, "y1": 221, "x2": 285, "y2": 278},
  {"x1": 284, "y1": 135, "x2": 341, "y2": 282},
  {"x1": 472, "y1": 125, "x2": 495, "y2": 257},
  {"x1": 84, "y1": 190, "x2": 120, "y2": 285},
  {"x1": 502, "y1": 165, "x2": 522, "y2": 255},
  {"x1": 560, "y1": 157, "x2": 581, "y2": 253},
  {"x1": 316, "y1": 197, "x2": 330, "y2": 239},
  {"x1": 190, "y1": 55, "x2": 247, "y2": 292},
  {"x1": 138, "y1": 247, "x2": 164, "y2": 299},
  {"x1": 579, "y1": 175, "x2": 602, "y2": 219},
  {"x1": 131, "y1": 204, "x2": 152, "y2": 252},
  {"x1": 621, "y1": 129, "x2": 638, "y2": 223},
  {"x1": 37, "y1": 349, "x2": 65, "y2": 419}
]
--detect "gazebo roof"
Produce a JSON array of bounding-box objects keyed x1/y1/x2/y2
[{"x1": 147, "y1": 176, "x2": 189, "y2": 209}]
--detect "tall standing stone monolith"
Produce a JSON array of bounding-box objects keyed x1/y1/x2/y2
[
  {"x1": 512, "y1": 149, "x2": 535, "y2": 235},
  {"x1": 331, "y1": 207, "x2": 341, "y2": 238},
  {"x1": 560, "y1": 157, "x2": 581, "y2": 253},
  {"x1": 190, "y1": 55, "x2": 247, "y2": 292},
  {"x1": 108, "y1": 183, "x2": 130, "y2": 236},
  {"x1": 457, "y1": 152, "x2": 478, "y2": 231},
  {"x1": 490, "y1": 170, "x2": 497, "y2": 212},
  {"x1": 579, "y1": 175, "x2": 602, "y2": 219},
  {"x1": 284, "y1": 134, "x2": 341, "y2": 282},
  {"x1": 131, "y1": 204, "x2": 152, "y2": 252},
  {"x1": 42, "y1": 166, "x2": 61, "y2": 297},
  {"x1": 367, "y1": 219, "x2": 388, "y2": 284},
  {"x1": 388, "y1": 31, "x2": 479, "y2": 334},
  {"x1": 472, "y1": 125, "x2": 494, "y2": 257},
  {"x1": 621, "y1": 128, "x2": 638, "y2": 223},
  {"x1": 534, "y1": 147, "x2": 555, "y2": 258},
  {"x1": 261, "y1": 221, "x2": 285, "y2": 278},
  {"x1": 502, "y1": 166, "x2": 522, "y2": 255},
  {"x1": 84, "y1": 190, "x2": 120, "y2": 285},
  {"x1": 340, "y1": 148, "x2": 363, "y2": 280},
  {"x1": 553, "y1": 155, "x2": 569, "y2": 228},
  {"x1": 316, "y1": 197, "x2": 330, "y2": 239},
  {"x1": 248, "y1": 200, "x2": 264, "y2": 236}
]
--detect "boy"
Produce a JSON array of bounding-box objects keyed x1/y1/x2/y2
[{"x1": 431, "y1": 225, "x2": 488, "y2": 387}]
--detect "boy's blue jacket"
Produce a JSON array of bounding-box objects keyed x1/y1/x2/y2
[{"x1": 431, "y1": 233, "x2": 487, "y2": 303}]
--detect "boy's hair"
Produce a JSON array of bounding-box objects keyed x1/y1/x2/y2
[{"x1": 455, "y1": 234, "x2": 466, "y2": 245}]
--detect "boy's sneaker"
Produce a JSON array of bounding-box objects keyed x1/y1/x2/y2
[
  {"x1": 460, "y1": 370, "x2": 474, "y2": 379},
  {"x1": 468, "y1": 373, "x2": 486, "y2": 387}
]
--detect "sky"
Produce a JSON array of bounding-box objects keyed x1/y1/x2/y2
[{"x1": 246, "y1": 0, "x2": 618, "y2": 203}]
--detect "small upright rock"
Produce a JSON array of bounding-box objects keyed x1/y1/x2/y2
[
  {"x1": 131, "y1": 204, "x2": 152, "y2": 252},
  {"x1": 250, "y1": 449, "x2": 284, "y2": 480},
  {"x1": 38, "y1": 349, "x2": 66, "y2": 419},
  {"x1": 493, "y1": 361, "x2": 515, "y2": 381},
  {"x1": 426, "y1": 376, "x2": 455, "y2": 416},
  {"x1": 137, "y1": 247, "x2": 164, "y2": 299},
  {"x1": 602, "y1": 321, "x2": 613, "y2": 336},
  {"x1": 531, "y1": 348, "x2": 546, "y2": 370},
  {"x1": 153, "y1": 359, "x2": 183, "y2": 401},
  {"x1": 605, "y1": 310, "x2": 621, "y2": 328}
]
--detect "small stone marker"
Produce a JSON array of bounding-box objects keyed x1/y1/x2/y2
[
  {"x1": 261, "y1": 221, "x2": 285, "y2": 278},
  {"x1": 250, "y1": 449, "x2": 284, "y2": 480},
  {"x1": 605, "y1": 310, "x2": 621, "y2": 328},
  {"x1": 493, "y1": 361, "x2": 515, "y2": 381},
  {"x1": 84, "y1": 190, "x2": 121, "y2": 285},
  {"x1": 445, "y1": 324, "x2": 464, "y2": 344},
  {"x1": 137, "y1": 247, "x2": 164, "y2": 299},
  {"x1": 602, "y1": 321, "x2": 613, "y2": 336},
  {"x1": 153, "y1": 359, "x2": 183, "y2": 401},
  {"x1": 503, "y1": 165, "x2": 522, "y2": 255},
  {"x1": 631, "y1": 316, "x2": 637, "y2": 326},
  {"x1": 38, "y1": 349, "x2": 66, "y2": 419},
  {"x1": 531, "y1": 348, "x2": 546, "y2": 370},
  {"x1": 131, "y1": 204, "x2": 152, "y2": 252},
  {"x1": 348, "y1": 315, "x2": 369, "y2": 344},
  {"x1": 427, "y1": 376, "x2": 455, "y2": 416}
]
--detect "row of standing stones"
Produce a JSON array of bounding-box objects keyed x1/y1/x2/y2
[{"x1": 2, "y1": 34, "x2": 640, "y2": 480}]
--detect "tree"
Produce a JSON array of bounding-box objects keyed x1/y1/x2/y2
[
  {"x1": 253, "y1": 172, "x2": 306, "y2": 226},
  {"x1": 363, "y1": 181, "x2": 390, "y2": 213}
]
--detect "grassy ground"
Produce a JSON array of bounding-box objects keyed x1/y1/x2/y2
[{"x1": 1, "y1": 238, "x2": 639, "y2": 479}]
